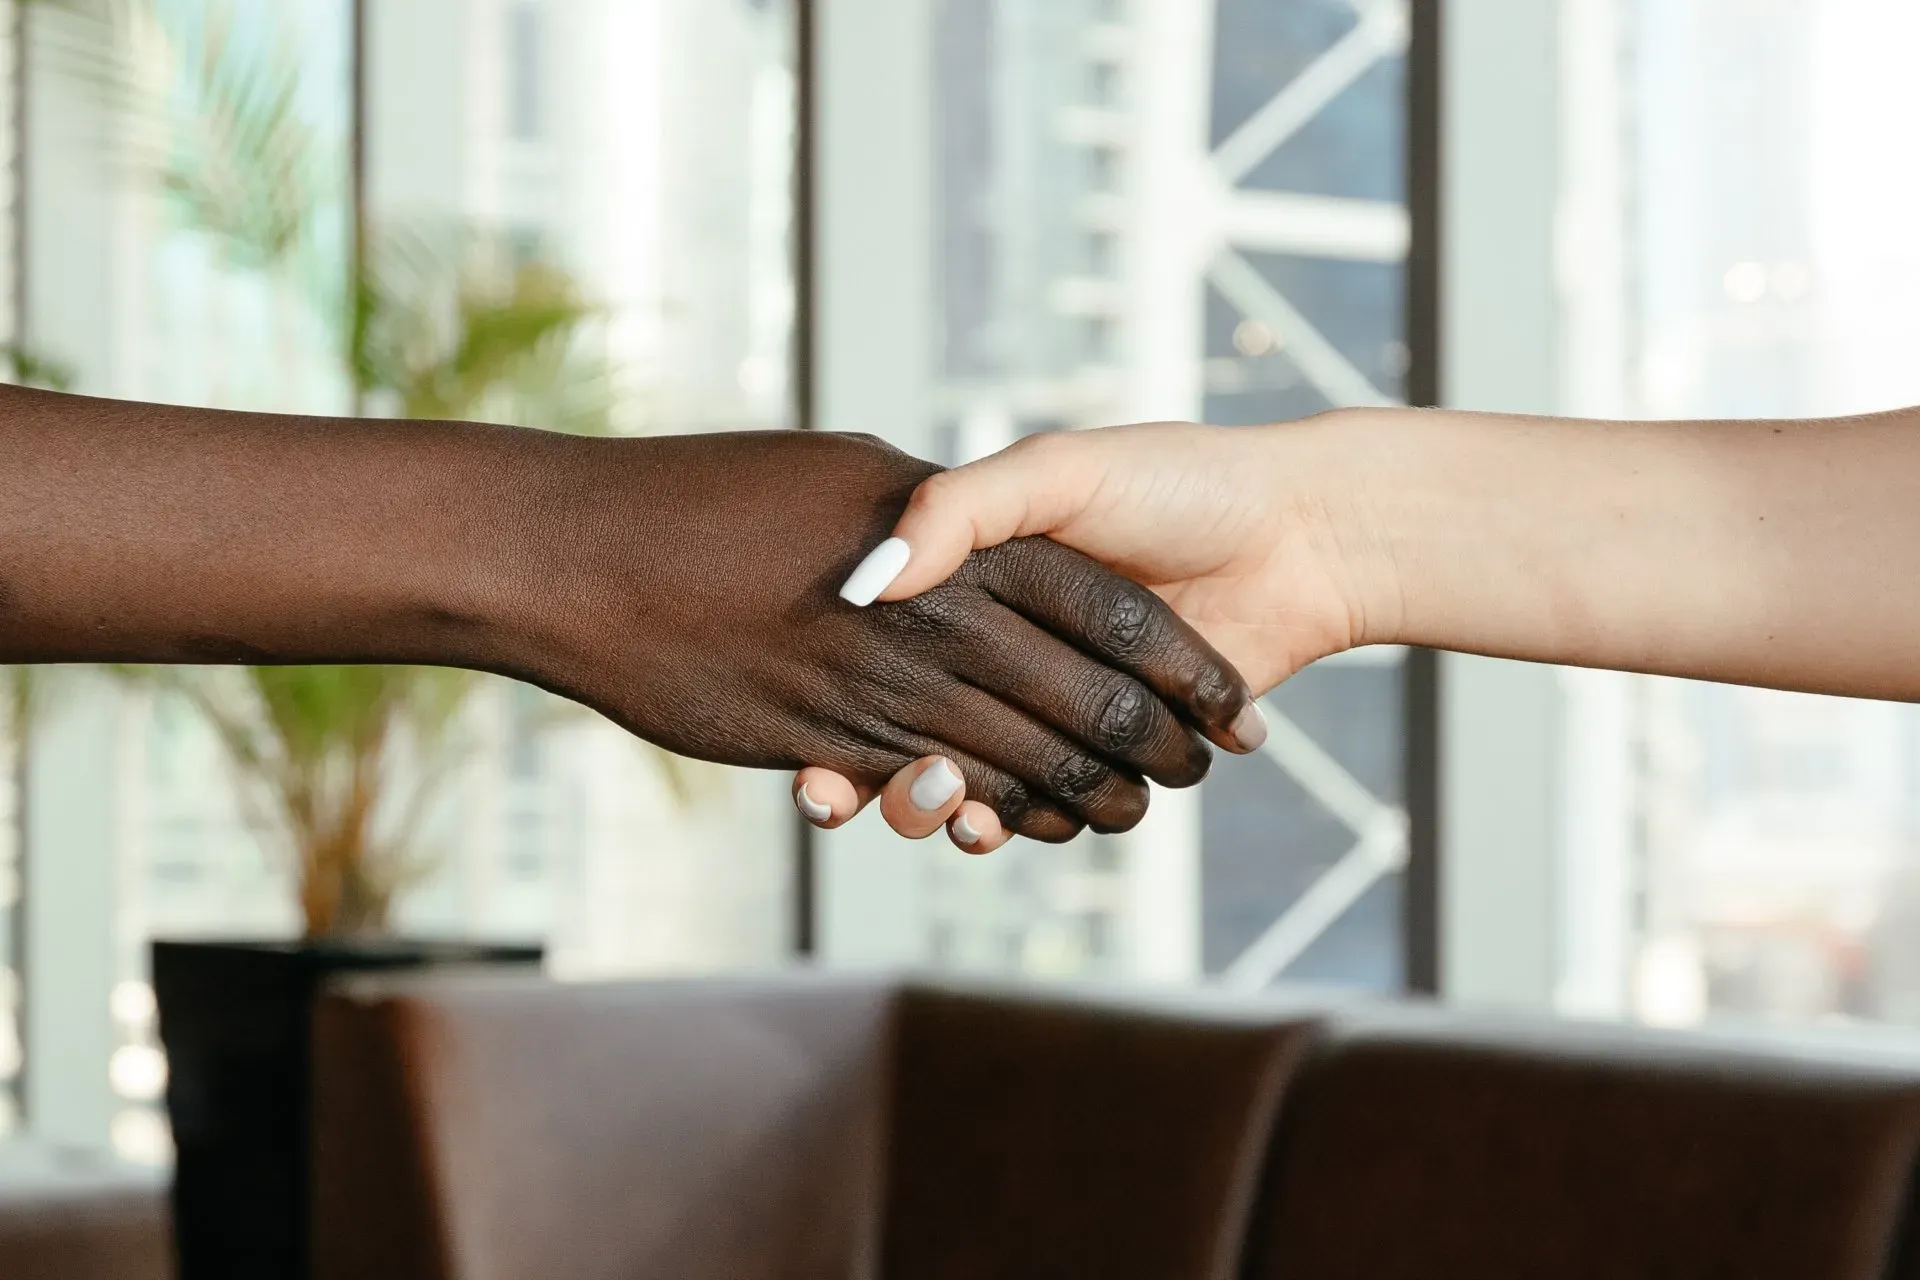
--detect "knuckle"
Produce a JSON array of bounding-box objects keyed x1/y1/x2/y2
[
  {"x1": 990, "y1": 777, "x2": 1036, "y2": 828},
  {"x1": 1090, "y1": 581, "x2": 1161, "y2": 657},
  {"x1": 1092, "y1": 676, "x2": 1157, "y2": 753},
  {"x1": 1045, "y1": 750, "x2": 1113, "y2": 805},
  {"x1": 1005, "y1": 429, "x2": 1064, "y2": 464},
  {"x1": 908, "y1": 468, "x2": 958, "y2": 508}
]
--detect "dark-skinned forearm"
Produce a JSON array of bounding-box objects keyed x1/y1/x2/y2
[{"x1": 0, "y1": 384, "x2": 585, "y2": 673}]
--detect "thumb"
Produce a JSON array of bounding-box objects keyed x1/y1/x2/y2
[{"x1": 838, "y1": 435, "x2": 1100, "y2": 605}]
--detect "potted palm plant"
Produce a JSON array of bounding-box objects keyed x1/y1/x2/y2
[{"x1": 35, "y1": 1, "x2": 690, "y2": 1272}]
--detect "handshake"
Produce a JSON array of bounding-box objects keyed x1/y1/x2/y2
[
  {"x1": 0, "y1": 387, "x2": 1378, "y2": 855},
  {"x1": 513, "y1": 428, "x2": 1279, "y2": 856},
  {"x1": 13, "y1": 381, "x2": 1835, "y2": 850}
]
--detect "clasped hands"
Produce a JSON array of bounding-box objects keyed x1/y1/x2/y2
[{"x1": 526, "y1": 429, "x2": 1267, "y2": 857}]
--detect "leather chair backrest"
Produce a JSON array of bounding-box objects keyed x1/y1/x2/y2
[
  {"x1": 1243, "y1": 1014, "x2": 1920, "y2": 1280},
  {"x1": 0, "y1": 1149, "x2": 170, "y2": 1280},
  {"x1": 313, "y1": 973, "x2": 1325, "y2": 1280},
  {"x1": 313, "y1": 973, "x2": 894, "y2": 1280},
  {"x1": 883, "y1": 983, "x2": 1321, "y2": 1280}
]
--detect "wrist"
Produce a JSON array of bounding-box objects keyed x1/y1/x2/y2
[
  {"x1": 432, "y1": 431, "x2": 662, "y2": 688},
  {"x1": 1294, "y1": 405, "x2": 1604, "y2": 661},
  {"x1": 1257, "y1": 407, "x2": 1429, "y2": 651}
]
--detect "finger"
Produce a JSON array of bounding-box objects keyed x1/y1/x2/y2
[
  {"x1": 949, "y1": 800, "x2": 1009, "y2": 854},
  {"x1": 913, "y1": 745, "x2": 1081, "y2": 844},
  {"x1": 791, "y1": 768, "x2": 874, "y2": 828},
  {"x1": 876, "y1": 756, "x2": 968, "y2": 839},
  {"x1": 939, "y1": 596, "x2": 1213, "y2": 788},
  {"x1": 980, "y1": 538, "x2": 1266, "y2": 755},
  {"x1": 887, "y1": 672, "x2": 1152, "y2": 833},
  {"x1": 821, "y1": 728, "x2": 1084, "y2": 844},
  {"x1": 838, "y1": 434, "x2": 1100, "y2": 605}
]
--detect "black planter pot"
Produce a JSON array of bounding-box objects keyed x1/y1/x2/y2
[{"x1": 152, "y1": 937, "x2": 543, "y2": 1280}]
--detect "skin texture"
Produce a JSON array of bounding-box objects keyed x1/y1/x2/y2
[
  {"x1": 0, "y1": 385, "x2": 1257, "y2": 842},
  {"x1": 810, "y1": 404, "x2": 1920, "y2": 849}
]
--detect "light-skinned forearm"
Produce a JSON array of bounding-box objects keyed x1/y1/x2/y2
[{"x1": 1332, "y1": 404, "x2": 1920, "y2": 699}]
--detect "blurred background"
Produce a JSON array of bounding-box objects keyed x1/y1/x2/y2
[{"x1": 0, "y1": 0, "x2": 1917, "y2": 1170}]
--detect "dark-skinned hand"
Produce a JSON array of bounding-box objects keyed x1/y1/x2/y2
[{"x1": 0, "y1": 389, "x2": 1256, "y2": 841}]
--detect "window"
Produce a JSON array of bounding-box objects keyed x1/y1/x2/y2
[
  {"x1": 1198, "y1": 0, "x2": 1413, "y2": 994},
  {"x1": 1560, "y1": 0, "x2": 1920, "y2": 1034},
  {"x1": 14, "y1": 0, "x2": 798, "y2": 1160},
  {"x1": 507, "y1": 3, "x2": 543, "y2": 143},
  {"x1": 819, "y1": 0, "x2": 1425, "y2": 987}
]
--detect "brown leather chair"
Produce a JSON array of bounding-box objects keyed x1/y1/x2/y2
[
  {"x1": 1243, "y1": 1010, "x2": 1920, "y2": 1280},
  {"x1": 312, "y1": 972, "x2": 1920, "y2": 1280},
  {"x1": 313, "y1": 974, "x2": 895, "y2": 1280},
  {"x1": 878, "y1": 982, "x2": 1318, "y2": 1280},
  {"x1": 0, "y1": 1141, "x2": 171, "y2": 1280},
  {"x1": 312, "y1": 973, "x2": 1322, "y2": 1280}
]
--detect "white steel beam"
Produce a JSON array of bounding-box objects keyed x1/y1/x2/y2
[
  {"x1": 1211, "y1": 0, "x2": 1407, "y2": 186},
  {"x1": 1220, "y1": 190, "x2": 1409, "y2": 263}
]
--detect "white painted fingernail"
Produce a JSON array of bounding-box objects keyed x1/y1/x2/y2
[
  {"x1": 1231, "y1": 701, "x2": 1269, "y2": 752},
  {"x1": 795, "y1": 784, "x2": 832, "y2": 824},
  {"x1": 952, "y1": 812, "x2": 983, "y2": 847},
  {"x1": 838, "y1": 537, "x2": 911, "y2": 606},
  {"x1": 909, "y1": 758, "x2": 962, "y2": 812}
]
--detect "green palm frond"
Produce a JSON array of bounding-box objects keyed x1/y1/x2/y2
[
  {"x1": 353, "y1": 224, "x2": 622, "y2": 434},
  {"x1": 158, "y1": 2, "x2": 331, "y2": 273},
  {"x1": 0, "y1": 345, "x2": 77, "y2": 392},
  {"x1": 121, "y1": 662, "x2": 481, "y2": 934},
  {"x1": 4, "y1": 669, "x2": 33, "y2": 741},
  {"x1": 29, "y1": 0, "x2": 172, "y2": 121},
  {"x1": 35, "y1": 0, "x2": 339, "y2": 282}
]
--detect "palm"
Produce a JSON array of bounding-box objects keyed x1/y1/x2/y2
[
  {"x1": 1045, "y1": 429, "x2": 1360, "y2": 694},
  {"x1": 1151, "y1": 559, "x2": 1357, "y2": 695}
]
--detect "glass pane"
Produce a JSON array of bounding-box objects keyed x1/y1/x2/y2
[
  {"x1": 1561, "y1": 0, "x2": 1920, "y2": 1034},
  {"x1": 1199, "y1": 0, "x2": 1409, "y2": 994},
  {"x1": 1210, "y1": 0, "x2": 1406, "y2": 201},
  {"x1": 361, "y1": 0, "x2": 798, "y2": 980},
  {"x1": 907, "y1": 0, "x2": 1412, "y2": 988}
]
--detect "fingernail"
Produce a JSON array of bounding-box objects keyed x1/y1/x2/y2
[
  {"x1": 952, "y1": 811, "x2": 983, "y2": 847},
  {"x1": 1231, "y1": 701, "x2": 1269, "y2": 753},
  {"x1": 795, "y1": 784, "x2": 832, "y2": 824},
  {"x1": 838, "y1": 537, "x2": 911, "y2": 606},
  {"x1": 909, "y1": 758, "x2": 962, "y2": 812}
]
